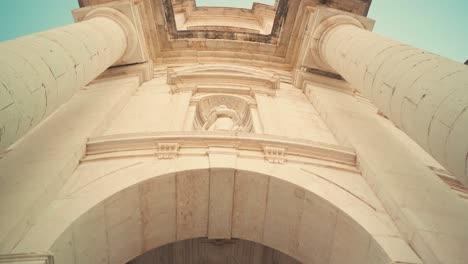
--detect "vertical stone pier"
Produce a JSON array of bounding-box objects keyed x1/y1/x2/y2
[
  {"x1": 311, "y1": 15, "x2": 468, "y2": 185},
  {"x1": 0, "y1": 7, "x2": 135, "y2": 152}
]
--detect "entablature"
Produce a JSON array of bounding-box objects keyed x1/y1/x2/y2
[
  {"x1": 83, "y1": 131, "x2": 357, "y2": 171},
  {"x1": 76, "y1": 0, "x2": 373, "y2": 72},
  {"x1": 167, "y1": 64, "x2": 280, "y2": 95}
]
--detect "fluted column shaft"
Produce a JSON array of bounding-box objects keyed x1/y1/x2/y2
[
  {"x1": 315, "y1": 17, "x2": 468, "y2": 185},
  {"x1": 0, "y1": 8, "x2": 129, "y2": 152}
]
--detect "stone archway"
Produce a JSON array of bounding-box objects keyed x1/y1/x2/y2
[
  {"x1": 127, "y1": 238, "x2": 301, "y2": 264},
  {"x1": 9, "y1": 133, "x2": 418, "y2": 264},
  {"x1": 34, "y1": 166, "x2": 398, "y2": 264}
]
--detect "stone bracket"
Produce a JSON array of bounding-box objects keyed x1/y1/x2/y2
[
  {"x1": 262, "y1": 145, "x2": 286, "y2": 164},
  {"x1": 156, "y1": 143, "x2": 180, "y2": 159},
  {"x1": 72, "y1": 0, "x2": 148, "y2": 66}
]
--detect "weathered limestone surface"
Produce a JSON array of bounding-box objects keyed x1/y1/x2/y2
[
  {"x1": 11, "y1": 159, "x2": 420, "y2": 264},
  {"x1": 306, "y1": 83, "x2": 468, "y2": 264},
  {"x1": 105, "y1": 68, "x2": 338, "y2": 145},
  {"x1": 314, "y1": 16, "x2": 468, "y2": 185},
  {"x1": 0, "y1": 12, "x2": 127, "y2": 152},
  {"x1": 1, "y1": 1, "x2": 466, "y2": 263},
  {"x1": 0, "y1": 76, "x2": 139, "y2": 254}
]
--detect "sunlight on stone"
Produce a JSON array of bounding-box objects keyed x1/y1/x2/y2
[
  {"x1": 196, "y1": 0, "x2": 275, "y2": 9},
  {"x1": 1, "y1": 1, "x2": 468, "y2": 264}
]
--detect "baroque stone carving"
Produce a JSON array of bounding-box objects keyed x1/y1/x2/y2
[
  {"x1": 156, "y1": 143, "x2": 180, "y2": 159},
  {"x1": 194, "y1": 95, "x2": 253, "y2": 132},
  {"x1": 263, "y1": 146, "x2": 286, "y2": 164},
  {"x1": 202, "y1": 105, "x2": 241, "y2": 131}
]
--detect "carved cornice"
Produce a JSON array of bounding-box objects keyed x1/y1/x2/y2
[
  {"x1": 161, "y1": 0, "x2": 287, "y2": 43},
  {"x1": 167, "y1": 64, "x2": 280, "y2": 95},
  {"x1": 83, "y1": 132, "x2": 357, "y2": 171},
  {"x1": 76, "y1": 0, "x2": 372, "y2": 71}
]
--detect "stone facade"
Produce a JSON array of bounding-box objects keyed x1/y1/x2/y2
[{"x1": 0, "y1": 1, "x2": 467, "y2": 264}]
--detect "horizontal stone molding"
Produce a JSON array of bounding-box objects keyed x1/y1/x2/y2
[
  {"x1": 84, "y1": 132, "x2": 356, "y2": 170},
  {"x1": 0, "y1": 253, "x2": 54, "y2": 264},
  {"x1": 167, "y1": 64, "x2": 280, "y2": 95},
  {"x1": 94, "y1": 60, "x2": 154, "y2": 86}
]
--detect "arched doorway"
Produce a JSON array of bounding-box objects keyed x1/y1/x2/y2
[
  {"x1": 127, "y1": 238, "x2": 300, "y2": 264},
  {"x1": 11, "y1": 150, "x2": 416, "y2": 263}
]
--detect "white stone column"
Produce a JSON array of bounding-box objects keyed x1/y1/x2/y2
[
  {"x1": 311, "y1": 15, "x2": 468, "y2": 185},
  {"x1": 0, "y1": 7, "x2": 137, "y2": 152}
]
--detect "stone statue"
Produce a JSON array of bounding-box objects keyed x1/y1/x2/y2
[{"x1": 202, "y1": 105, "x2": 241, "y2": 131}]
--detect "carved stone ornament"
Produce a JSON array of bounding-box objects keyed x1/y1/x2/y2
[
  {"x1": 263, "y1": 146, "x2": 286, "y2": 164},
  {"x1": 156, "y1": 143, "x2": 180, "y2": 159},
  {"x1": 194, "y1": 95, "x2": 253, "y2": 132},
  {"x1": 202, "y1": 105, "x2": 241, "y2": 131}
]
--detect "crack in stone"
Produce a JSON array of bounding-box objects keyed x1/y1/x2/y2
[
  {"x1": 426, "y1": 115, "x2": 451, "y2": 166},
  {"x1": 385, "y1": 51, "x2": 426, "y2": 92},
  {"x1": 440, "y1": 68, "x2": 465, "y2": 81},
  {"x1": 2, "y1": 46, "x2": 46, "y2": 94},
  {"x1": 41, "y1": 87, "x2": 48, "y2": 120},
  {"x1": 28, "y1": 116, "x2": 34, "y2": 129},
  {"x1": 444, "y1": 107, "x2": 468, "y2": 170},
  {"x1": 90, "y1": 53, "x2": 98, "y2": 60},
  {"x1": 1, "y1": 81, "x2": 14, "y2": 99},
  {"x1": 15, "y1": 116, "x2": 20, "y2": 136},
  {"x1": 399, "y1": 97, "x2": 418, "y2": 132},
  {"x1": 465, "y1": 152, "x2": 468, "y2": 181},
  {"x1": 0, "y1": 102, "x2": 14, "y2": 112},
  {"x1": 61, "y1": 28, "x2": 94, "y2": 57},
  {"x1": 0, "y1": 126, "x2": 5, "y2": 142},
  {"x1": 0, "y1": 82, "x2": 15, "y2": 111},
  {"x1": 369, "y1": 44, "x2": 408, "y2": 92},
  {"x1": 40, "y1": 57, "x2": 57, "y2": 80},
  {"x1": 395, "y1": 59, "x2": 440, "y2": 100}
]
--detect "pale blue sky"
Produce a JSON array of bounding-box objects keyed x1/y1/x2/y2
[{"x1": 0, "y1": 0, "x2": 466, "y2": 62}]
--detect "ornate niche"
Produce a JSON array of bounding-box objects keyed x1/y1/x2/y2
[
  {"x1": 169, "y1": 64, "x2": 277, "y2": 133},
  {"x1": 191, "y1": 94, "x2": 255, "y2": 133}
]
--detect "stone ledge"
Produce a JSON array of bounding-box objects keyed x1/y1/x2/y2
[
  {"x1": 94, "y1": 60, "x2": 154, "y2": 86},
  {"x1": 167, "y1": 64, "x2": 280, "y2": 95},
  {"x1": 83, "y1": 131, "x2": 357, "y2": 170}
]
